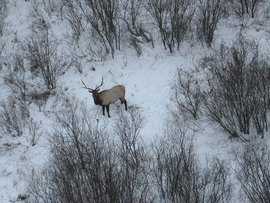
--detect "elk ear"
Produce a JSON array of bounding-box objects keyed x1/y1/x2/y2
[
  {"x1": 96, "y1": 88, "x2": 100, "y2": 92},
  {"x1": 88, "y1": 90, "x2": 93, "y2": 93}
]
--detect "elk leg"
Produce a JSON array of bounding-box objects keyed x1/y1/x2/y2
[
  {"x1": 121, "y1": 99, "x2": 128, "y2": 111},
  {"x1": 102, "y1": 106, "x2": 105, "y2": 116},
  {"x1": 124, "y1": 100, "x2": 127, "y2": 111},
  {"x1": 106, "y1": 105, "x2": 110, "y2": 117}
]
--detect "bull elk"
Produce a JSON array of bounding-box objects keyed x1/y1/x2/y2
[{"x1": 82, "y1": 78, "x2": 127, "y2": 117}]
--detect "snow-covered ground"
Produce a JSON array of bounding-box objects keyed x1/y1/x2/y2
[{"x1": 0, "y1": 0, "x2": 270, "y2": 202}]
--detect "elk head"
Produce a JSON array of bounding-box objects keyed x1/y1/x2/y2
[{"x1": 82, "y1": 78, "x2": 104, "y2": 105}]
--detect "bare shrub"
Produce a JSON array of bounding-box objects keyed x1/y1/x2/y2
[
  {"x1": 122, "y1": 0, "x2": 144, "y2": 34},
  {"x1": 146, "y1": 0, "x2": 195, "y2": 52},
  {"x1": 234, "y1": 141, "x2": 270, "y2": 203},
  {"x1": 23, "y1": 3, "x2": 70, "y2": 89},
  {"x1": 202, "y1": 158, "x2": 233, "y2": 203},
  {"x1": 28, "y1": 90, "x2": 52, "y2": 111},
  {"x1": 0, "y1": 0, "x2": 8, "y2": 36},
  {"x1": 196, "y1": 0, "x2": 227, "y2": 47},
  {"x1": 41, "y1": 0, "x2": 62, "y2": 15},
  {"x1": 229, "y1": 0, "x2": 264, "y2": 18},
  {"x1": 130, "y1": 36, "x2": 143, "y2": 56},
  {"x1": 4, "y1": 59, "x2": 29, "y2": 101},
  {"x1": 3, "y1": 52, "x2": 53, "y2": 111},
  {"x1": 152, "y1": 117, "x2": 233, "y2": 202},
  {"x1": 171, "y1": 68, "x2": 202, "y2": 120},
  {"x1": 114, "y1": 108, "x2": 145, "y2": 171},
  {"x1": 28, "y1": 118, "x2": 42, "y2": 146},
  {"x1": 0, "y1": 39, "x2": 5, "y2": 70},
  {"x1": 33, "y1": 101, "x2": 117, "y2": 202},
  {"x1": 1, "y1": 52, "x2": 44, "y2": 143},
  {"x1": 202, "y1": 37, "x2": 270, "y2": 140},
  {"x1": 27, "y1": 166, "x2": 55, "y2": 203},
  {"x1": 68, "y1": 0, "x2": 121, "y2": 58},
  {"x1": 0, "y1": 96, "x2": 29, "y2": 137},
  {"x1": 121, "y1": 0, "x2": 154, "y2": 51},
  {"x1": 0, "y1": 0, "x2": 7, "y2": 69},
  {"x1": 152, "y1": 120, "x2": 201, "y2": 202},
  {"x1": 26, "y1": 100, "x2": 235, "y2": 202},
  {"x1": 59, "y1": 0, "x2": 84, "y2": 43},
  {"x1": 114, "y1": 108, "x2": 152, "y2": 202},
  {"x1": 23, "y1": 30, "x2": 69, "y2": 89},
  {"x1": 27, "y1": 100, "x2": 151, "y2": 202}
]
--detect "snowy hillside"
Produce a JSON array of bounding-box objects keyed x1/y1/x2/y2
[{"x1": 1, "y1": 0, "x2": 270, "y2": 202}]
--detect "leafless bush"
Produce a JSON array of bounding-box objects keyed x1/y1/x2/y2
[
  {"x1": 196, "y1": 0, "x2": 227, "y2": 47},
  {"x1": 0, "y1": 39, "x2": 5, "y2": 65},
  {"x1": 41, "y1": 0, "x2": 62, "y2": 15},
  {"x1": 114, "y1": 108, "x2": 152, "y2": 202},
  {"x1": 202, "y1": 158, "x2": 233, "y2": 203},
  {"x1": 65, "y1": 0, "x2": 121, "y2": 58},
  {"x1": 28, "y1": 90, "x2": 52, "y2": 111},
  {"x1": 202, "y1": 37, "x2": 270, "y2": 140},
  {"x1": 3, "y1": 52, "x2": 53, "y2": 112},
  {"x1": 27, "y1": 166, "x2": 55, "y2": 203},
  {"x1": 27, "y1": 100, "x2": 151, "y2": 202},
  {"x1": 121, "y1": 0, "x2": 154, "y2": 51},
  {"x1": 122, "y1": 0, "x2": 143, "y2": 34},
  {"x1": 228, "y1": 0, "x2": 264, "y2": 18},
  {"x1": 171, "y1": 68, "x2": 202, "y2": 120},
  {"x1": 152, "y1": 121, "x2": 201, "y2": 202},
  {"x1": 0, "y1": 96, "x2": 29, "y2": 137},
  {"x1": 114, "y1": 108, "x2": 145, "y2": 170},
  {"x1": 4, "y1": 59, "x2": 29, "y2": 101},
  {"x1": 146, "y1": 0, "x2": 195, "y2": 52},
  {"x1": 152, "y1": 118, "x2": 233, "y2": 202},
  {"x1": 23, "y1": 3, "x2": 70, "y2": 89},
  {"x1": 28, "y1": 118, "x2": 42, "y2": 146},
  {"x1": 26, "y1": 99, "x2": 236, "y2": 202},
  {"x1": 0, "y1": 0, "x2": 8, "y2": 69},
  {"x1": 234, "y1": 141, "x2": 270, "y2": 203},
  {"x1": 60, "y1": 0, "x2": 153, "y2": 57},
  {"x1": 129, "y1": 36, "x2": 143, "y2": 56},
  {"x1": 30, "y1": 101, "x2": 117, "y2": 202},
  {"x1": 0, "y1": 0, "x2": 8, "y2": 36},
  {"x1": 59, "y1": 0, "x2": 84, "y2": 43},
  {"x1": 264, "y1": 2, "x2": 270, "y2": 19},
  {"x1": 23, "y1": 30, "x2": 69, "y2": 89}
]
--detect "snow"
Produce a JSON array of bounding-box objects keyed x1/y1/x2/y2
[{"x1": 0, "y1": 0, "x2": 270, "y2": 202}]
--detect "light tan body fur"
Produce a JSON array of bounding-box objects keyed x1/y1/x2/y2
[{"x1": 99, "y1": 85, "x2": 126, "y2": 106}]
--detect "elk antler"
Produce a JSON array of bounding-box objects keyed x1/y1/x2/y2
[
  {"x1": 95, "y1": 77, "x2": 104, "y2": 90},
  {"x1": 82, "y1": 80, "x2": 93, "y2": 91}
]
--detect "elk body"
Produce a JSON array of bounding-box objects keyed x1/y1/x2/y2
[{"x1": 82, "y1": 79, "x2": 127, "y2": 117}]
